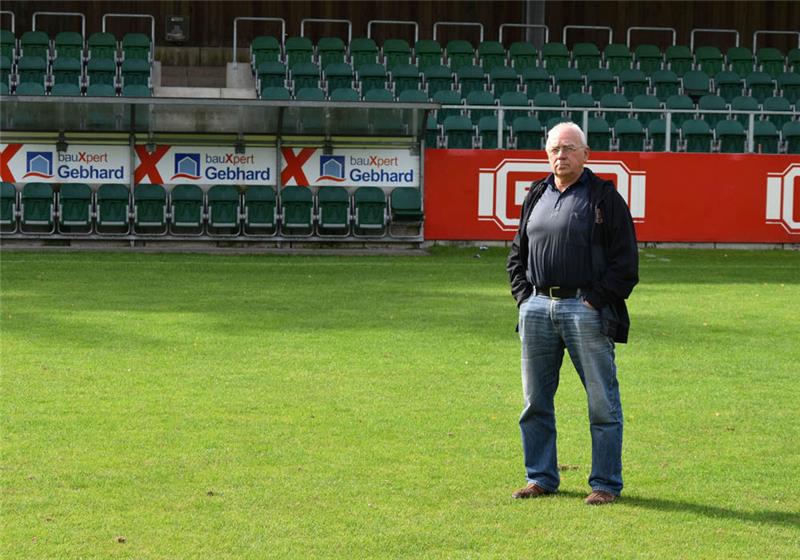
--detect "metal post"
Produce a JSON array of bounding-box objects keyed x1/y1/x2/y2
[
  {"x1": 232, "y1": 17, "x2": 286, "y2": 69},
  {"x1": 747, "y1": 112, "x2": 755, "y2": 153},
  {"x1": 665, "y1": 112, "x2": 672, "y2": 152},
  {"x1": 497, "y1": 107, "x2": 504, "y2": 149}
]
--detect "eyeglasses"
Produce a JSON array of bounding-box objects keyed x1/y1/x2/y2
[{"x1": 547, "y1": 144, "x2": 583, "y2": 155}]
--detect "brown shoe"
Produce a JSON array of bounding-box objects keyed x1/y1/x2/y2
[
  {"x1": 584, "y1": 490, "x2": 617, "y2": 505},
  {"x1": 512, "y1": 483, "x2": 554, "y2": 499}
]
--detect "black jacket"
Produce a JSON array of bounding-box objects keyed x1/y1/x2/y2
[{"x1": 506, "y1": 169, "x2": 639, "y2": 343}]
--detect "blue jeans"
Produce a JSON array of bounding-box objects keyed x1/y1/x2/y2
[{"x1": 518, "y1": 293, "x2": 623, "y2": 495}]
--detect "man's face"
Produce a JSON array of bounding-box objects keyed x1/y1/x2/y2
[{"x1": 546, "y1": 127, "x2": 589, "y2": 182}]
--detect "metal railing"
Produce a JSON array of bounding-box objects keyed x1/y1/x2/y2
[{"x1": 232, "y1": 17, "x2": 286, "y2": 68}]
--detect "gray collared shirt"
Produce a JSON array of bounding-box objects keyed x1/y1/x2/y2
[{"x1": 525, "y1": 170, "x2": 593, "y2": 288}]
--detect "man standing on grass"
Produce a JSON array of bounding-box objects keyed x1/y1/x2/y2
[{"x1": 506, "y1": 122, "x2": 639, "y2": 505}]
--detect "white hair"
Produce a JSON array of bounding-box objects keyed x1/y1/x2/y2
[{"x1": 545, "y1": 121, "x2": 587, "y2": 148}]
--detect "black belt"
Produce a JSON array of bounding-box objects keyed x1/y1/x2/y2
[{"x1": 533, "y1": 286, "x2": 583, "y2": 299}]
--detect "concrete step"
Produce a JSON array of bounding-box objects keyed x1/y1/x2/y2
[{"x1": 160, "y1": 65, "x2": 226, "y2": 88}]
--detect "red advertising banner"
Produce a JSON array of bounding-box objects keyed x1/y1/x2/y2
[{"x1": 424, "y1": 150, "x2": 800, "y2": 243}]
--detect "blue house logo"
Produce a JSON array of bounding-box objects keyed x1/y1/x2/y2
[
  {"x1": 23, "y1": 151, "x2": 54, "y2": 179},
  {"x1": 171, "y1": 153, "x2": 201, "y2": 180},
  {"x1": 318, "y1": 155, "x2": 346, "y2": 182}
]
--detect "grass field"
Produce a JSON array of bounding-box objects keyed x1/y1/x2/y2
[{"x1": 1, "y1": 247, "x2": 798, "y2": 559}]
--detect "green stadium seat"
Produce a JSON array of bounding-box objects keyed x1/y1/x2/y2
[
  {"x1": 756, "y1": 47, "x2": 785, "y2": 79},
  {"x1": 565, "y1": 92, "x2": 595, "y2": 124},
  {"x1": 521, "y1": 66, "x2": 551, "y2": 99},
  {"x1": 285, "y1": 36, "x2": 313, "y2": 69},
  {"x1": 532, "y1": 91, "x2": 563, "y2": 122},
  {"x1": 121, "y1": 84, "x2": 151, "y2": 97},
  {"x1": 697, "y1": 94, "x2": 728, "y2": 127},
  {"x1": 16, "y1": 56, "x2": 47, "y2": 86},
  {"x1": 614, "y1": 118, "x2": 646, "y2": 151},
  {"x1": 390, "y1": 63, "x2": 421, "y2": 95},
  {"x1": 604, "y1": 43, "x2": 632, "y2": 74},
  {"x1": 414, "y1": 39, "x2": 443, "y2": 71},
  {"x1": 357, "y1": 62, "x2": 388, "y2": 95},
  {"x1": 648, "y1": 118, "x2": 679, "y2": 151},
  {"x1": 446, "y1": 40, "x2": 475, "y2": 72},
  {"x1": 634, "y1": 44, "x2": 662, "y2": 75},
  {"x1": 478, "y1": 41, "x2": 506, "y2": 73},
  {"x1": 490, "y1": 65, "x2": 519, "y2": 97},
  {"x1": 541, "y1": 42, "x2": 569, "y2": 74},
  {"x1": 554, "y1": 67, "x2": 583, "y2": 100},
  {"x1": 243, "y1": 186, "x2": 276, "y2": 233},
  {"x1": 87, "y1": 57, "x2": 117, "y2": 87},
  {"x1": 50, "y1": 82, "x2": 81, "y2": 96},
  {"x1": 21, "y1": 182, "x2": 54, "y2": 232},
  {"x1": 330, "y1": 87, "x2": 359, "y2": 101},
  {"x1": 20, "y1": 31, "x2": 49, "y2": 59},
  {"x1": 666, "y1": 94, "x2": 695, "y2": 127},
  {"x1": 499, "y1": 90, "x2": 530, "y2": 126},
  {"x1": 0, "y1": 29, "x2": 15, "y2": 60},
  {"x1": 424, "y1": 64, "x2": 454, "y2": 96},
  {"x1": 665, "y1": 45, "x2": 692, "y2": 77},
  {"x1": 619, "y1": 68, "x2": 648, "y2": 100},
  {"x1": 257, "y1": 61, "x2": 287, "y2": 93},
  {"x1": 682, "y1": 69, "x2": 712, "y2": 100},
  {"x1": 457, "y1": 64, "x2": 486, "y2": 97},
  {"x1": 96, "y1": 183, "x2": 130, "y2": 232},
  {"x1": 545, "y1": 115, "x2": 572, "y2": 130},
  {"x1": 746, "y1": 71, "x2": 775, "y2": 103},
  {"x1": 325, "y1": 62, "x2": 354, "y2": 93},
  {"x1": 291, "y1": 61, "x2": 320, "y2": 93},
  {"x1": 0, "y1": 82, "x2": 7, "y2": 95},
  {"x1": 280, "y1": 186, "x2": 313, "y2": 233},
  {"x1": 261, "y1": 86, "x2": 291, "y2": 100},
  {"x1": 477, "y1": 115, "x2": 503, "y2": 148},
  {"x1": 509, "y1": 41, "x2": 538, "y2": 72},
  {"x1": 762, "y1": 96, "x2": 792, "y2": 129},
  {"x1": 695, "y1": 46, "x2": 724, "y2": 76},
  {"x1": 86, "y1": 85, "x2": 118, "y2": 128},
  {"x1": 466, "y1": 89, "x2": 495, "y2": 125},
  {"x1": 54, "y1": 31, "x2": 83, "y2": 60},
  {"x1": 573, "y1": 42, "x2": 601, "y2": 73},
  {"x1": 251, "y1": 35, "x2": 281, "y2": 69},
  {"x1": 316, "y1": 186, "x2": 351, "y2": 235},
  {"x1": 587, "y1": 116, "x2": 612, "y2": 150},
  {"x1": 363, "y1": 87, "x2": 394, "y2": 102},
  {"x1": 1, "y1": 182, "x2": 18, "y2": 231},
  {"x1": 432, "y1": 89, "x2": 463, "y2": 124},
  {"x1": 317, "y1": 37, "x2": 346, "y2": 69},
  {"x1": 58, "y1": 183, "x2": 92, "y2": 232},
  {"x1": 512, "y1": 115, "x2": 543, "y2": 149},
  {"x1": 599, "y1": 93, "x2": 630, "y2": 126},
  {"x1": 88, "y1": 32, "x2": 116, "y2": 61},
  {"x1": 389, "y1": 187, "x2": 424, "y2": 231},
  {"x1": 207, "y1": 185, "x2": 241, "y2": 233},
  {"x1": 443, "y1": 114, "x2": 474, "y2": 148},
  {"x1": 788, "y1": 48, "x2": 800, "y2": 73},
  {"x1": 777, "y1": 71, "x2": 800, "y2": 104},
  {"x1": 753, "y1": 120, "x2": 779, "y2": 154},
  {"x1": 730, "y1": 95, "x2": 759, "y2": 127},
  {"x1": 715, "y1": 119, "x2": 746, "y2": 153},
  {"x1": 425, "y1": 113, "x2": 440, "y2": 147},
  {"x1": 295, "y1": 86, "x2": 325, "y2": 101},
  {"x1": 681, "y1": 118, "x2": 713, "y2": 152},
  {"x1": 726, "y1": 46, "x2": 754, "y2": 76},
  {"x1": 782, "y1": 120, "x2": 800, "y2": 153},
  {"x1": 714, "y1": 70, "x2": 743, "y2": 103},
  {"x1": 1, "y1": 55, "x2": 13, "y2": 86},
  {"x1": 170, "y1": 184, "x2": 204, "y2": 232},
  {"x1": 15, "y1": 82, "x2": 46, "y2": 95},
  {"x1": 52, "y1": 56, "x2": 82, "y2": 86},
  {"x1": 353, "y1": 186, "x2": 387, "y2": 236},
  {"x1": 383, "y1": 38, "x2": 411, "y2": 70},
  {"x1": 349, "y1": 37, "x2": 378, "y2": 70},
  {"x1": 653, "y1": 69, "x2": 680, "y2": 101},
  {"x1": 587, "y1": 68, "x2": 616, "y2": 101},
  {"x1": 398, "y1": 88, "x2": 428, "y2": 103},
  {"x1": 121, "y1": 33, "x2": 151, "y2": 61},
  {"x1": 134, "y1": 183, "x2": 167, "y2": 232},
  {"x1": 632, "y1": 94, "x2": 662, "y2": 126},
  {"x1": 121, "y1": 58, "x2": 151, "y2": 87}
]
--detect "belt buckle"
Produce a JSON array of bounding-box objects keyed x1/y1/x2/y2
[{"x1": 548, "y1": 286, "x2": 561, "y2": 299}]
